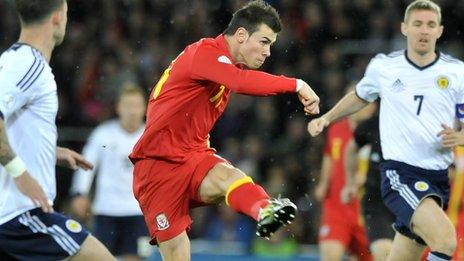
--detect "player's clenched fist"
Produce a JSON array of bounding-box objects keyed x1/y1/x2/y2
[
  {"x1": 307, "y1": 116, "x2": 329, "y2": 137},
  {"x1": 297, "y1": 80, "x2": 320, "y2": 115}
]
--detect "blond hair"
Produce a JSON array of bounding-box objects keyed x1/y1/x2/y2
[
  {"x1": 404, "y1": 0, "x2": 441, "y2": 24},
  {"x1": 116, "y1": 82, "x2": 146, "y2": 103}
]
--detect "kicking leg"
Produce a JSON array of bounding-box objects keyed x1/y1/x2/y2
[{"x1": 199, "y1": 162, "x2": 296, "y2": 238}]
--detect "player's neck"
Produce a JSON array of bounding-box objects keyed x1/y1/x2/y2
[
  {"x1": 406, "y1": 49, "x2": 437, "y2": 67},
  {"x1": 18, "y1": 27, "x2": 54, "y2": 63},
  {"x1": 224, "y1": 35, "x2": 242, "y2": 64}
]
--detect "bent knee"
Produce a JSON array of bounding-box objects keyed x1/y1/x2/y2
[
  {"x1": 199, "y1": 163, "x2": 247, "y2": 202},
  {"x1": 205, "y1": 164, "x2": 247, "y2": 192},
  {"x1": 437, "y1": 235, "x2": 457, "y2": 254},
  {"x1": 428, "y1": 228, "x2": 457, "y2": 255}
]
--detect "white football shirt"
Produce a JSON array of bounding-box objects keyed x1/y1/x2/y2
[
  {"x1": 0, "y1": 43, "x2": 58, "y2": 224},
  {"x1": 71, "y1": 120, "x2": 144, "y2": 216},
  {"x1": 356, "y1": 50, "x2": 464, "y2": 170}
]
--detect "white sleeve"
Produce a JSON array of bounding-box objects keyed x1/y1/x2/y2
[
  {"x1": 0, "y1": 53, "x2": 43, "y2": 120},
  {"x1": 355, "y1": 56, "x2": 381, "y2": 102},
  {"x1": 71, "y1": 128, "x2": 102, "y2": 195}
]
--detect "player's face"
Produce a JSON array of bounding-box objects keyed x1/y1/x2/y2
[
  {"x1": 401, "y1": 9, "x2": 443, "y2": 55},
  {"x1": 239, "y1": 24, "x2": 277, "y2": 69},
  {"x1": 116, "y1": 92, "x2": 146, "y2": 128},
  {"x1": 54, "y1": 1, "x2": 68, "y2": 46}
]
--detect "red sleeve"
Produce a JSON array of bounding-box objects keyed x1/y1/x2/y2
[
  {"x1": 190, "y1": 45, "x2": 297, "y2": 96},
  {"x1": 323, "y1": 127, "x2": 332, "y2": 156}
]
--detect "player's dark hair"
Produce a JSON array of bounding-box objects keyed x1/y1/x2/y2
[
  {"x1": 224, "y1": 0, "x2": 282, "y2": 35},
  {"x1": 15, "y1": 0, "x2": 66, "y2": 25}
]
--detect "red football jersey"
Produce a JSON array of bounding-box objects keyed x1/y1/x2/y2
[
  {"x1": 130, "y1": 35, "x2": 297, "y2": 163},
  {"x1": 323, "y1": 119, "x2": 354, "y2": 205}
]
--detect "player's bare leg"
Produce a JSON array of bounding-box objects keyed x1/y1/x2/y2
[
  {"x1": 319, "y1": 240, "x2": 345, "y2": 261},
  {"x1": 157, "y1": 231, "x2": 190, "y2": 261},
  {"x1": 370, "y1": 239, "x2": 392, "y2": 261},
  {"x1": 387, "y1": 232, "x2": 424, "y2": 261},
  {"x1": 199, "y1": 163, "x2": 296, "y2": 238},
  {"x1": 411, "y1": 197, "x2": 456, "y2": 257},
  {"x1": 68, "y1": 235, "x2": 115, "y2": 261},
  {"x1": 198, "y1": 163, "x2": 246, "y2": 203}
]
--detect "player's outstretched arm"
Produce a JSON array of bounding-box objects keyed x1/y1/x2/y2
[
  {"x1": 0, "y1": 119, "x2": 53, "y2": 213},
  {"x1": 191, "y1": 46, "x2": 301, "y2": 96},
  {"x1": 308, "y1": 91, "x2": 368, "y2": 137},
  {"x1": 56, "y1": 146, "x2": 94, "y2": 171}
]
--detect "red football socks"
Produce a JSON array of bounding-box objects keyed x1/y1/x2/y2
[{"x1": 225, "y1": 176, "x2": 270, "y2": 221}]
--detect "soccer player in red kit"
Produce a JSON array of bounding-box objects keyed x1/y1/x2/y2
[
  {"x1": 315, "y1": 105, "x2": 374, "y2": 261},
  {"x1": 128, "y1": 1, "x2": 320, "y2": 259}
]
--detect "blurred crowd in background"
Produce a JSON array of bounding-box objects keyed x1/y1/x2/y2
[{"x1": 1, "y1": 0, "x2": 464, "y2": 255}]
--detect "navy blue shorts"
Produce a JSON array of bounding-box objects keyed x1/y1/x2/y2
[
  {"x1": 380, "y1": 160, "x2": 449, "y2": 245},
  {"x1": 94, "y1": 215, "x2": 148, "y2": 256},
  {"x1": 0, "y1": 208, "x2": 89, "y2": 260}
]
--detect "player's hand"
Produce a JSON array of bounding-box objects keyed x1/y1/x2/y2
[
  {"x1": 71, "y1": 195, "x2": 91, "y2": 220},
  {"x1": 341, "y1": 184, "x2": 357, "y2": 204},
  {"x1": 307, "y1": 116, "x2": 329, "y2": 137},
  {"x1": 14, "y1": 172, "x2": 53, "y2": 213},
  {"x1": 297, "y1": 81, "x2": 320, "y2": 115},
  {"x1": 56, "y1": 147, "x2": 93, "y2": 171},
  {"x1": 437, "y1": 123, "x2": 464, "y2": 148},
  {"x1": 314, "y1": 182, "x2": 327, "y2": 202}
]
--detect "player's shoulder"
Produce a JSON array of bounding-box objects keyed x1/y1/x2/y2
[
  {"x1": 94, "y1": 119, "x2": 119, "y2": 133},
  {"x1": 182, "y1": 37, "x2": 222, "y2": 61},
  {"x1": 194, "y1": 36, "x2": 230, "y2": 57},
  {"x1": 0, "y1": 43, "x2": 46, "y2": 86},
  {"x1": 186, "y1": 37, "x2": 217, "y2": 53},
  {"x1": 186, "y1": 36, "x2": 235, "y2": 68},
  {"x1": 89, "y1": 120, "x2": 120, "y2": 141},
  {"x1": 1, "y1": 43, "x2": 44, "y2": 70},
  {"x1": 371, "y1": 50, "x2": 404, "y2": 64},
  {"x1": 439, "y1": 51, "x2": 464, "y2": 67},
  {"x1": 365, "y1": 50, "x2": 404, "y2": 73},
  {"x1": 197, "y1": 36, "x2": 222, "y2": 49}
]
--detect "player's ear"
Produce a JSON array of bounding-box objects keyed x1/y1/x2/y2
[
  {"x1": 437, "y1": 25, "x2": 444, "y2": 39},
  {"x1": 51, "y1": 9, "x2": 63, "y2": 26},
  {"x1": 235, "y1": 27, "x2": 249, "y2": 44},
  {"x1": 400, "y1": 22, "x2": 407, "y2": 37}
]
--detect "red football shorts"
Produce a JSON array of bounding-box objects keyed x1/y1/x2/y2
[
  {"x1": 319, "y1": 201, "x2": 372, "y2": 260},
  {"x1": 132, "y1": 152, "x2": 228, "y2": 244}
]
